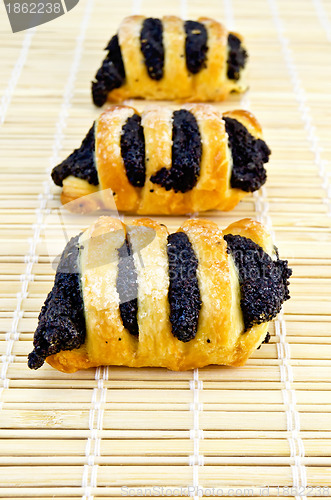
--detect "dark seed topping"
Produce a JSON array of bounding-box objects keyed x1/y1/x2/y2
[
  {"x1": 92, "y1": 35, "x2": 126, "y2": 107},
  {"x1": 167, "y1": 232, "x2": 202, "y2": 342},
  {"x1": 117, "y1": 239, "x2": 139, "y2": 337},
  {"x1": 224, "y1": 234, "x2": 292, "y2": 331},
  {"x1": 184, "y1": 20, "x2": 208, "y2": 74},
  {"x1": 224, "y1": 116, "x2": 271, "y2": 193},
  {"x1": 120, "y1": 114, "x2": 146, "y2": 187},
  {"x1": 264, "y1": 332, "x2": 271, "y2": 344},
  {"x1": 227, "y1": 33, "x2": 248, "y2": 81},
  {"x1": 104, "y1": 34, "x2": 126, "y2": 70},
  {"x1": 52, "y1": 124, "x2": 98, "y2": 187},
  {"x1": 140, "y1": 18, "x2": 164, "y2": 80},
  {"x1": 150, "y1": 109, "x2": 202, "y2": 193},
  {"x1": 28, "y1": 235, "x2": 86, "y2": 370},
  {"x1": 257, "y1": 332, "x2": 271, "y2": 349}
]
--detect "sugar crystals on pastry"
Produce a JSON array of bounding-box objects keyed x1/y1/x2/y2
[
  {"x1": 28, "y1": 217, "x2": 291, "y2": 373},
  {"x1": 51, "y1": 104, "x2": 271, "y2": 214},
  {"x1": 91, "y1": 16, "x2": 248, "y2": 106}
]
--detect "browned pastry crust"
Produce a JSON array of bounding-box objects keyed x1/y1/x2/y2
[
  {"x1": 96, "y1": 16, "x2": 247, "y2": 104},
  {"x1": 60, "y1": 104, "x2": 269, "y2": 215},
  {"x1": 45, "y1": 217, "x2": 284, "y2": 373}
]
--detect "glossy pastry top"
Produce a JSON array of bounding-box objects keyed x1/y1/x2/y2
[
  {"x1": 28, "y1": 218, "x2": 291, "y2": 372},
  {"x1": 92, "y1": 16, "x2": 248, "y2": 105}
]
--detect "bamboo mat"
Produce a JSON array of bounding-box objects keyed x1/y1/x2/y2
[{"x1": 1, "y1": 0, "x2": 331, "y2": 497}]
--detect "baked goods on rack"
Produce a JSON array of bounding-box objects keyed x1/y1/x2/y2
[
  {"x1": 28, "y1": 217, "x2": 291, "y2": 373},
  {"x1": 52, "y1": 104, "x2": 271, "y2": 214},
  {"x1": 92, "y1": 16, "x2": 248, "y2": 106}
]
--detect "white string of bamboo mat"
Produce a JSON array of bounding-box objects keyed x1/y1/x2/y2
[
  {"x1": 132, "y1": 0, "x2": 142, "y2": 16},
  {"x1": 0, "y1": 27, "x2": 35, "y2": 126},
  {"x1": 223, "y1": 0, "x2": 235, "y2": 30},
  {"x1": 312, "y1": 0, "x2": 331, "y2": 209},
  {"x1": 268, "y1": 0, "x2": 331, "y2": 217},
  {"x1": 43, "y1": 2, "x2": 102, "y2": 498},
  {"x1": 180, "y1": 0, "x2": 188, "y2": 21},
  {"x1": 180, "y1": 2, "x2": 205, "y2": 497},
  {"x1": 0, "y1": 26, "x2": 37, "y2": 404},
  {"x1": 189, "y1": 369, "x2": 204, "y2": 500},
  {"x1": 83, "y1": 0, "x2": 143, "y2": 495},
  {"x1": 262, "y1": 0, "x2": 331, "y2": 493},
  {"x1": 312, "y1": 0, "x2": 331, "y2": 43},
  {"x1": 164, "y1": 2, "x2": 205, "y2": 497},
  {"x1": 267, "y1": 0, "x2": 331, "y2": 486},
  {"x1": 0, "y1": 23, "x2": 36, "y2": 398},
  {"x1": 1, "y1": 1, "x2": 87, "y2": 395},
  {"x1": 255, "y1": 64, "x2": 307, "y2": 500},
  {"x1": 2, "y1": 0, "x2": 94, "y2": 389},
  {"x1": 224, "y1": 0, "x2": 307, "y2": 495},
  {"x1": 1, "y1": 0, "x2": 97, "y2": 497},
  {"x1": 257, "y1": 192, "x2": 307, "y2": 490},
  {"x1": 83, "y1": 366, "x2": 108, "y2": 500}
]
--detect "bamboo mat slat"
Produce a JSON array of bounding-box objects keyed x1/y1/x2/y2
[{"x1": 1, "y1": 0, "x2": 331, "y2": 497}]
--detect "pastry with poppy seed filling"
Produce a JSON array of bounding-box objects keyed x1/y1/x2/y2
[
  {"x1": 52, "y1": 104, "x2": 271, "y2": 215},
  {"x1": 28, "y1": 217, "x2": 291, "y2": 373},
  {"x1": 92, "y1": 16, "x2": 248, "y2": 106}
]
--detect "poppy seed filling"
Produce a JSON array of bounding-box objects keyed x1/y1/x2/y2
[
  {"x1": 225, "y1": 116, "x2": 271, "y2": 193},
  {"x1": 116, "y1": 239, "x2": 139, "y2": 337},
  {"x1": 224, "y1": 234, "x2": 292, "y2": 331},
  {"x1": 227, "y1": 33, "x2": 248, "y2": 81},
  {"x1": 140, "y1": 18, "x2": 164, "y2": 80},
  {"x1": 51, "y1": 115, "x2": 270, "y2": 195},
  {"x1": 28, "y1": 235, "x2": 86, "y2": 370},
  {"x1": 120, "y1": 114, "x2": 146, "y2": 187},
  {"x1": 92, "y1": 34, "x2": 126, "y2": 107},
  {"x1": 51, "y1": 124, "x2": 98, "y2": 187},
  {"x1": 167, "y1": 232, "x2": 202, "y2": 342},
  {"x1": 150, "y1": 109, "x2": 202, "y2": 193},
  {"x1": 184, "y1": 20, "x2": 208, "y2": 74}
]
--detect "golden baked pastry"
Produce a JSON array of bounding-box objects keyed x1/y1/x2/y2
[
  {"x1": 92, "y1": 16, "x2": 248, "y2": 106},
  {"x1": 52, "y1": 104, "x2": 271, "y2": 215},
  {"x1": 28, "y1": 217, "x2": 291, "y2": 373}
]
